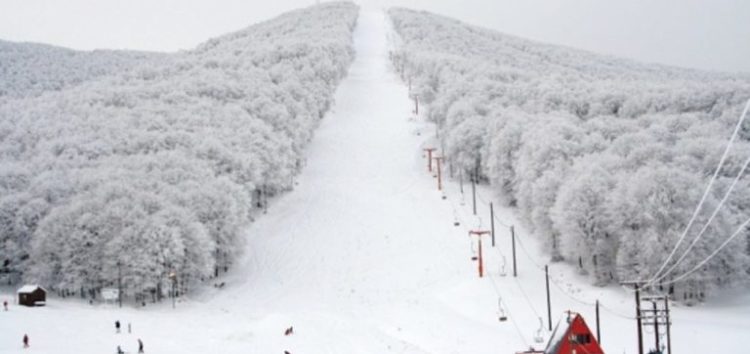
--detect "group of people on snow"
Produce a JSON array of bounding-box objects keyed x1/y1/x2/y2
[{"x1": 115, "y1": 320, "x2": 145, "y2": 353}]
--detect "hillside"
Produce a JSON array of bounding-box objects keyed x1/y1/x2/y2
[
  {"x1": 2, "y1": 8, "x2": 749, "y2": 354},
  {"x1": 389, "y1": 8, "x2": 750, "y2": 299},
  {"x1": 0, "y1": 2, "x2": 358, "y2": 301},
  {"x1": 0, "y1": 40, "x2": 165, "y2": 99}
]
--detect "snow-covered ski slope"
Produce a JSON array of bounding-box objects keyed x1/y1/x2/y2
[{"x1": 2, "y1": 7, "x2": 750, "y2": 354}]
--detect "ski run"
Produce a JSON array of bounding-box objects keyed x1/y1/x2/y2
[{"x1": 2, "y1": 6, "x2": 750, "y2": 354}]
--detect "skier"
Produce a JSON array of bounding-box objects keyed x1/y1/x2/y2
[
  {"x1": 23, "y1": 334, "x2": 29, "y2": 348},
  {"x1": 116, "y1": 345, "x2": 124, "y2": 354},
  {"x1": 3, "y1": 300, "x2": 7, "y2": 311},
  {"x1": 284, "y1": 326, "x2": 294, "y2": 336},
  {"x1": 138, "y1": 338, "x2": 144, "y2": 353},
  {"x1": 115, "y1": 320, "x2": 121, "y2": 334}
]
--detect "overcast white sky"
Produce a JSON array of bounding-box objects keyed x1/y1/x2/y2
[{"x1": 0, "y1": 0, "x2": 748, "y2": 73}]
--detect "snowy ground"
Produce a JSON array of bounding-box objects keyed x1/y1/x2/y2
[{"x1": 2, "y1": 8, "x2": 750, "y2": 354}]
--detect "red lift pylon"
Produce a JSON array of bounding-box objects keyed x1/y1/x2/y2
[
  {"x1": 423, "y1": 147, "x2": 436, "y2": 172},
  {"x1": 469, "y1": 230, "x2": 491, "y2": 277}
]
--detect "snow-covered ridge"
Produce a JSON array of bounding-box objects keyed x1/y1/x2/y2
[
  {"x1": 389, "y1": 8, "x2": 750, "y2": 300},
  {"x1": 0, "y1": 40, "x2": 166, "y2": 99},
  {"x1": 0, "y1": 2, "x2": 358, "y2": 302}
]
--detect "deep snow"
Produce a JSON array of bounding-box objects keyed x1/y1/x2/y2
[{"x1": 2, "y1": 8, "x2": 750, "y2": 354}]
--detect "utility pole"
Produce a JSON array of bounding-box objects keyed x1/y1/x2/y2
[
  {"x1": 490, "y1": 203, "x2": 495, "y2": 247},
  {"x1": 433, "y1": 156, "x2": 444, "y2": 191},
  {"x1": 664, "y1": 297, "x2": 672, "y2": 354},
  {"x1": 423, "y1": 148, "x2": 436, "y2": 172},
  {"x1": 652, "y1": 301, "x2": 660, "y2": 351},
  {"x1": 511, "y1": 225, "x2": 517, "y2": 277},
  {"x1": 459, "y1": 169, "x2": 464, "y2": 194},
  {"x1": 169, "y1": 271, "x2": 177, "y2": 309},
  {"x1": 468, "y1": 230, "x2": 491, "y2": 277},
  {"x1": 471, "y1": 172, "x2": 477, "y2": 215},
  {"x1": 545, "y1": 265, "x2": 552, "y2": 331},
  {"x1": 117, "y1": 261, "x2": 122, "y2": 308},
  {"x1": 596, "y1": 299, "x2": 601, "y2": 345},
  {"x1": 622, "y1": 281, "x2": 645, "y2": 354},
  {"x1": 635, "y1": 283, "x2": 644, "y2": 354},
  {"x1": 642, "y1": 295, "x2": 671, "y2": 354},
  {"x1": 263, "y1": 186, "x2": 268, "y2": 214}
]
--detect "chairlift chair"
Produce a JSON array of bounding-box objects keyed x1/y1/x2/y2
[
  {"x1": 533, "y1": 317, "x2": 545, "y2": 343},
  {"x1": 497, "y1": 297, "x2": 508, "y2": 322}
]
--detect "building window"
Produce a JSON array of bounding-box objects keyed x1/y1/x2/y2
[{"x1": 572, "y1": 334, "x2": 591, "y2": 344}]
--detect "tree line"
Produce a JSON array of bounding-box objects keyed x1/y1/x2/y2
[
  {"x1": 0, "y1": 2, "x2": 359, "y2": 304},
  {"x1": 389, "y1": 8, "x2": 750, "y2": 301}
]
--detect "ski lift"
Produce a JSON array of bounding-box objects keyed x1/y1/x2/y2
[
  {"x1": 499, "y1": 256, "x2": 508, "y2": 277},
  {"x1": 497, "y1": 297, "x2": 508, "y2": 322},
  {"x1": 533, "y1": 317, "x2": 545, "y2": 343}
]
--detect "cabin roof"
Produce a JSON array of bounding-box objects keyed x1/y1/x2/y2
[{"x1": 17, "y1": 285, "x2": 45, "y2": 294}]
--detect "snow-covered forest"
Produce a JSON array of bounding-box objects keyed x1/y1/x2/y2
[
  {"x1": 389, "y1": 8, "x2": 750, "y2": 300},
  {"x1": 0, "y1": 2, "x2": 358, "y2": 303},
  {"x1": 0, "y1": 40, "x2": 166, "y2": 99}
]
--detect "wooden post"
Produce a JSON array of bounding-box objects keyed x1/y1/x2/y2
[
  {"x1": 545, "y1": 265, "x2": 552, "y2": 331},
  {"x1": 596, "y1": 299, "x2": 601, "y2": 344},
  {"x1": 635, "y1": 283, "x2": 644, "y2": 354},
  {"x1": 117, "y1": 262, "x2": 122, "y2": 308},
  {"x1": 490, "y1": 203, "x2": 495, "y2": 247},
  {"x1": 459, "y1": 169, "x2": 464, "y2": 194},
  {"x1": 511, "y1": 225, "x2": 517, "y2": 277},
  {"x1": 653, "y1": 301, "x2": 660, "y2": 352},
  {"x1": 471, "y1": 172, "x2": 477, "y2": 215},
  {"x1": 434, "y1": 156, "x2": 444, "y2": 191},
  {"x1": 665, "y1": 297, "x2": 672, "y2": 354},
  {"x1": 423, "y1": 148, "x2": 436, "y2": 172}
]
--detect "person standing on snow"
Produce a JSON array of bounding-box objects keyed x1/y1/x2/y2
[
  {"x1": 3, "y1": 300, "x2": 8, "y2": 311},
  {"x1": 115, "y1": 320, "x2": 121, "y2": 333},
  {"x1": 23, "y1": 334, "x2": 29, "y2": 348},
  {"x1": 138, "y1": 338, "x2": 144, "y2": 353}
]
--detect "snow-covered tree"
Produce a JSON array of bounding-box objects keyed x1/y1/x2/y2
[{"x1": 389, "y1": 7, "x2": 750, "y2": 298}]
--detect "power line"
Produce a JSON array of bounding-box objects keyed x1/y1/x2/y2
[
  {"x1": 647, "y1": 98, "x2": 750, "y2": 284},
  {"x1": 656, "y1": 215, "x2": 750, "y2": 286},
  {"x1": 650, "y1": 153, "x2": 750, "y2": 285}
]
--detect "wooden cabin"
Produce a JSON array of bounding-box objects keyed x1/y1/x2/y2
[
  {"x1": 544, "y1": 312, "x2": 604, "y2": 354},
  {"x1": 17, "y1": 285, "x2": 46, "y2": 307}
]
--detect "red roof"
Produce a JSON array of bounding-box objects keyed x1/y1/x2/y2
[{"x1": 545, "y1": 313, "x2": 604, "y2": 354}]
